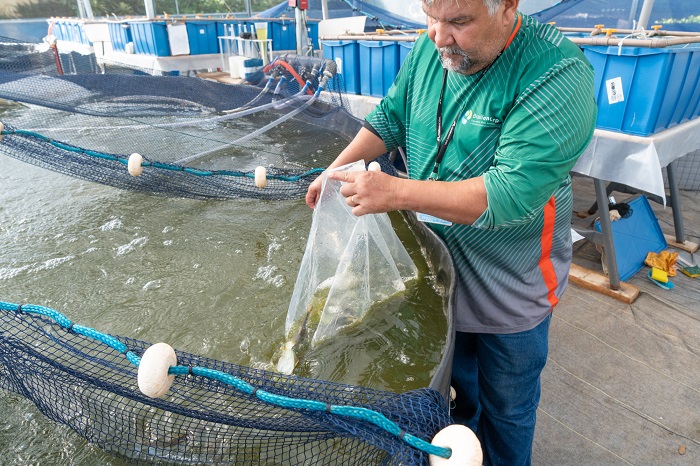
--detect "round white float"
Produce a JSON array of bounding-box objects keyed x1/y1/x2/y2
[
  {"x1": 255, "y1": 166, "x2": 267, "y2": 188},
  {"x1": 368, "y1": 161, "x2": 381, "y2": 172},
  {"x1": 137, "y1": 342, "x2": 177, "y2": 398},
  {"x1": 429, "y1": 424, "x2": 483, "y2": 466},
  {"x1": 0, "y1": 122, "x2": 4, "y2": 142},
  {"x1": 128, "y1": 152, "x2": 144, "y2": 176}
]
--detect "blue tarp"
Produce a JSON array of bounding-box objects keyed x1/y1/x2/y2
[
  {"x1": 259, "y1": 1, "x2": 426, "y2": 30},
  {"x1": 259, "y1": 1, "x2": 699, "y2": 32},
  {"x1": 530, "y1": 0, "x2": 700, "y2": 32}
]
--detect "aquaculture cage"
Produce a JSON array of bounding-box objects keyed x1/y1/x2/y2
[{"x1": 0, "y1": 35, "x2": 458, "y2": 465}]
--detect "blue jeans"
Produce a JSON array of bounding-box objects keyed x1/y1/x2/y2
[{"x1": 451, "y1": 314, "x2": 551, "y2": 466}]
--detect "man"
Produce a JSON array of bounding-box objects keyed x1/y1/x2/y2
[{"x1": 306, "y1": 0, "x2": 597, "y2": 464}]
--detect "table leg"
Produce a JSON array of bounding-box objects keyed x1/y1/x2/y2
[
  {"x1": 594, "y1": 178, "x2": 620, "y2": 290},
  {"x1": 665, "y1": 160, "x2": 685, "y2": 243}
]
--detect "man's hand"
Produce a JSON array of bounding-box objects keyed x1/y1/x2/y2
[
  {"x1": 305, "y1": 174, "x2": 324, "y2": 209},
  {"x1": 328, "y1": 170, "x2": 400, "y2": 216}
]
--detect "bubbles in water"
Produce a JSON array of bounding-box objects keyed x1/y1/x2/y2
[
  {"x1": 100, "y1": 218, "x2": 123, "y2": 231},
  {"x1": 143, "y1": 280, "x2": 162, "y2": 291},
  {"x1": 239, "y1": 338, "x2": 250, "y2": 354},
  {"x1": 116, "y1": 237, "x2": 147, "y2": 256},
  {"x1": 32, "y1": 256, "x2": 74, "y2": 273},
  {"x1": 254, "y1": 265, "x2": 285, "y2": 288},
  {"x1": 0, "y1": 265, "x2": 29, "y2": 280}
]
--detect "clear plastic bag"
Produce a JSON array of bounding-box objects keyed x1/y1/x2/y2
[{"x1": 278, "y1": 161, "x2": 417, "y2": 374}]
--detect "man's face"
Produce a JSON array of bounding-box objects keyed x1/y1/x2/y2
[{"x1": 423, "y1": 0, "x2": 518, "y2": 75}]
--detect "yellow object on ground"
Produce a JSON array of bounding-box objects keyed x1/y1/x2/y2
[
  {"x1": 644, "y1": 251, "x2": 678, "y2": 277},
  {"x1": 650, "y1": 267, "x2": 668, "y2": 283}
]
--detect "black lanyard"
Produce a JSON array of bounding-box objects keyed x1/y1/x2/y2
[{"x1": 430, "y1": 63, "x2": 494, "y2": 181}]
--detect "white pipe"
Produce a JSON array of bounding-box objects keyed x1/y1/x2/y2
[
  {"x1": 144, "y1": 0, "x2": 155, "y2": 20},
  {"x1": 82, "y1": 0, "x2": 94, "y2": 19},
  {"x1": 556, "y1": 26, "x2": 700, "y2": 37},
  {"x1": 569, "y1": 35, "x2": 700, "y2": 48},
  {"x1": 174, "y1": 89, "x2": 312, "y2": 165},
  {"x1": 320, "y1": 34, "x2": 419, "y2": 42},
  {"x1": 637, "y1": 0, "x2": 656, "y2": 30},
  {"x1": 76, "y1": 0, "x2": 86, "y2": 19},
  {"x1": 295, "y1": 7, "x2": 304, "y2": 55},
  {"x1": 321, "y1": 0, "x2": 329, "y2": 20}
]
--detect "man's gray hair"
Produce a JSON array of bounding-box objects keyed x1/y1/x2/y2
[{"x1": 423, "y1": 0, "x2": 503, "y2": 16}]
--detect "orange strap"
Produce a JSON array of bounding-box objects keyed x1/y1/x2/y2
[
  {"x1": 504, "y1": 13, "x2": 522, "y2": 51},
  {"x1": 263, "y1": 60, "x2": 313, "y2": 95}
]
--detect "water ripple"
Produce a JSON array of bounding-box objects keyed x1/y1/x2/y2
[{"x1": 115, "y1": 237, "x2": 148, "y2": 256}]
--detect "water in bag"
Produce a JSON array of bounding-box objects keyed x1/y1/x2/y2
[{"x1": 277, "y1": 161, "x2": 418, "y2": 374}]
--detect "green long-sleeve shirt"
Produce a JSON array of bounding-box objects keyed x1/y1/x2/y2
[{"x1": 366, "y1": 14, "x2": 597, "y2": 333}]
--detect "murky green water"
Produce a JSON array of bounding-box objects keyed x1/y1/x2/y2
[{"x1": 0, "y1": 109, "x2": 448, "y2": 462}]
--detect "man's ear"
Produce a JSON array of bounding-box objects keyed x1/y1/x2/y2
[{"x1": 502, "y1": 0, "x2": 520, "y2": 22}]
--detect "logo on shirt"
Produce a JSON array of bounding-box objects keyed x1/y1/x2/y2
[{"x1": 461, "y1": 109, "x2": 501, "y2": 128}]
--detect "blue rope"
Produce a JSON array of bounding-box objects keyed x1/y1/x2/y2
[
  {"x1": 0, "y1": 300, "x2": 451, "y2": 459},
  {"x1": 0, "y1": 128, "x2": 325, "y2": 182}
]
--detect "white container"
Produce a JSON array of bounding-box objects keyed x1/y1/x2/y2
[{"x1": 228, "y1": 55, "x2": 247, "y2": 79}]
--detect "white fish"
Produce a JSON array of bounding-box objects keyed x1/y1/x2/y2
[{"x1": 276, "y1": 341, "x2": 296, "y2": 375}]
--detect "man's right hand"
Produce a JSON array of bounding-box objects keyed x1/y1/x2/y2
[{"x1": 305, "y1": 174, "x2": 324, "y2": 209}]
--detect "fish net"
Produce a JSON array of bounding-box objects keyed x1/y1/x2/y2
[
  {"x1": 0, "y1": 300, "x2": 452, "y2": 465},
  {"x1": 0, "y1": 35, "x2": 393, "y2": 200},
  {"x1": 0, "y1": 35, "x2": 457, "y2": 465}
]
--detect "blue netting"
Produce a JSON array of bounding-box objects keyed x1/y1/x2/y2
[
  {"x1": 259, "y1": 0, "x2": 427, "y2": 30},
  {"x1": 0, "y1": 36, "x2": 389, "y2": 200},
  {"x1": 531, "y1": 0, "x2": 700, "y2": 32},
  {"x1": 0, "y1": 301, "x2": 452, "y2": 464}
]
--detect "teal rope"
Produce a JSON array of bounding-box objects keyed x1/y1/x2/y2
[
  {"x1": 0, "y1": 300, "x2": 452, "y2": 459},
  {"x1": 0, "y1": 128, "x2": 325, "y2": 182}
]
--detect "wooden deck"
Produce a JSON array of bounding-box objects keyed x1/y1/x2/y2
[{"x1": 534, "y1": 176, "x2": 700, "y2": 465}]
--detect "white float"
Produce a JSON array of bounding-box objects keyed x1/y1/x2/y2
[
  {"x1": 429, "y1": 424, "x2": 483, "y2": 466},
  {"x1": 0, "y1": 122, "x2": 4, "y2": 142},
  {"x1": 128, "y1": 152, "x2": 144, "y2": 176},
  {"x1": 137, "y1": 342, "x2": 178, "y2": 398},
  {"x1": 255, "y1": 166, "x2": 267, "y2": 188}
]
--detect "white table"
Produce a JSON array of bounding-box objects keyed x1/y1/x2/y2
[{"x1": 571, "y1": 118, "x2": 700, "y2": 289}]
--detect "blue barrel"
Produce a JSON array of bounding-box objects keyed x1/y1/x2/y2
[
  {"x1": 322, "y1": 40, "x2": 360, "y2": 95},
  {"x1": 268, "y1": 20, "x2": 295, "y2": 51},
  {"x1": 583, "y1": 44, "x2": 700, "y2": 136},
  {"x1": 358, "y1": 40, "x2": 400, "y2": 97},
  {"x1": 186, "y1": 21, "x2": 218, "y2": 55},
  {"x1": 307, "y1": 22, "x2": 319, "y2": 49},
  {"x1": 398, "y1": 40, "x2": 415, "y2": 66},
  {"x1": 108, "y1": 22, "x2": 132, "y2": 52},
  {"x1": 129, "y1": 21, "x2": 170, "y2": 56}
]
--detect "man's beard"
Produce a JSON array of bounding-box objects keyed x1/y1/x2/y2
[{"x1": 438, "y1": 46, "x2": 474, "y2": 74}]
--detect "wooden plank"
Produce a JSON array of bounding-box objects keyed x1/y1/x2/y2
[
  {"x1": 664, "y1": 234, "x2": 699, "y2": 254},
  {"x1": 569, "y1": 263, "x2": 640, "y2": 304}
]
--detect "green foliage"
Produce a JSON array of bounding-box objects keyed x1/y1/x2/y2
[
  {"x1": 2, "y1": 0, "x2": 285, "y2": 19},
  {"x1": 12, "y1": 0, "x2": 78, "y2": 19},
  {"x1": 657, "y1": 15, "x2": 700, "y2": 25}
]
